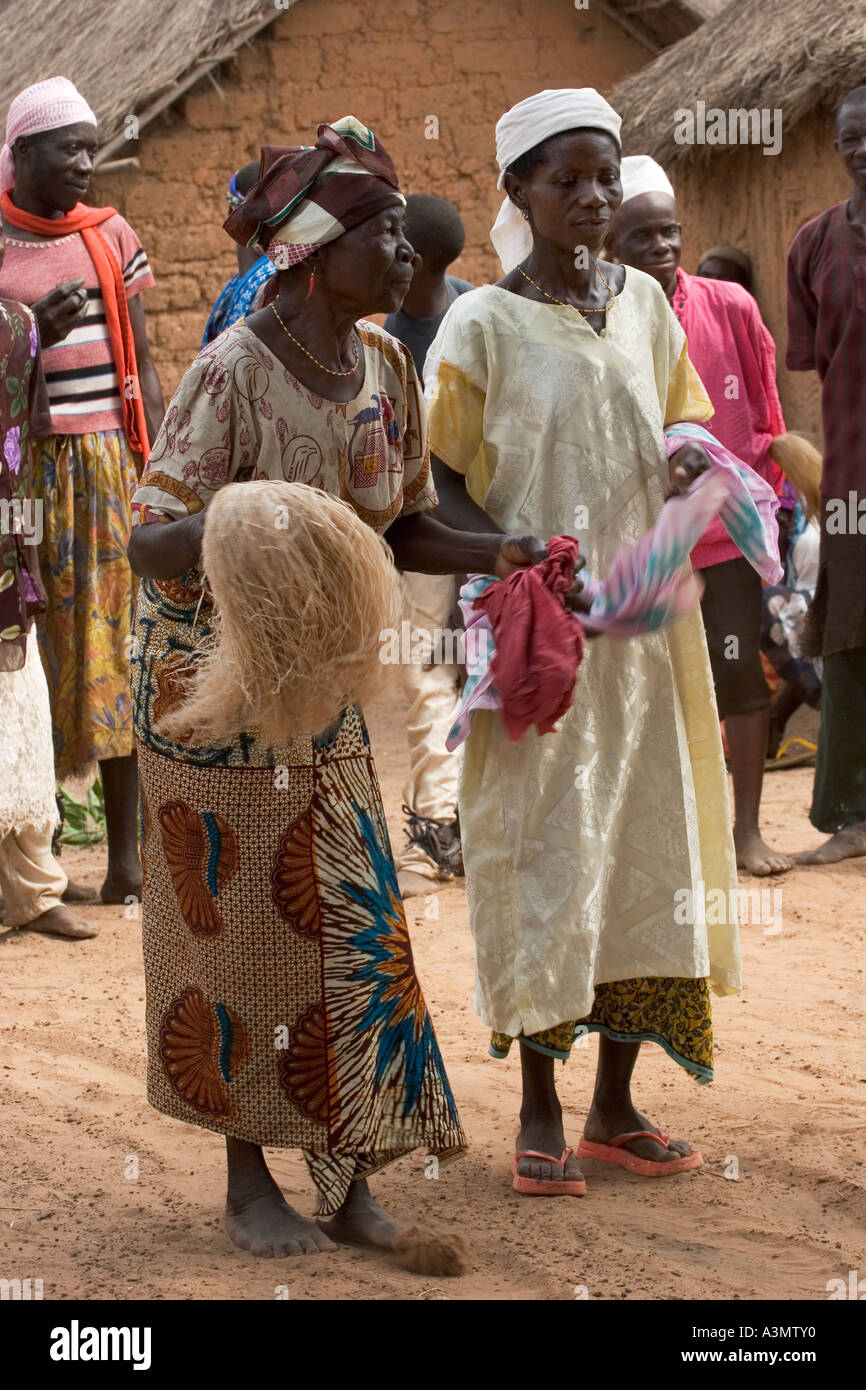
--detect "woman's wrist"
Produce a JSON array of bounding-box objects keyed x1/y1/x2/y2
[
  {"x1": 181, "y1": 511, "x2": 206, "y2": 569},
  {"x1": 465, "y1": 532, "x2": 504, "y2": 573}
]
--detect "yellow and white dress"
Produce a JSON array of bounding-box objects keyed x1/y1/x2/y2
[{"x1": 425, "y1": 270, "x2": 741, "y2": 1080}]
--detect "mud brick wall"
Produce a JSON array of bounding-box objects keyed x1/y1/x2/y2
[
  {"x1": 673, "y1": 113, "x2": 849, "y2": 447},
  {"x1": 90, "y1": 0, "x2": 647, "y2": 397}
]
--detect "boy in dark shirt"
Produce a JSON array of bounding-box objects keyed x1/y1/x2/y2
[
  {"x1": 384, "y1": 194, "x2": 473, "y2": 382},
  {"x1": 384, "y1": 195, "x2": 474, "y2": 896}
]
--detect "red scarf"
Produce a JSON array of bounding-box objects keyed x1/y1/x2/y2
[{"x1": 1, "y1": 191, "x2": 149, "y2": 458}]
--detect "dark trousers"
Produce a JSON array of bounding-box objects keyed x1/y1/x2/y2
[{"x1": 810, "y1": 645, "x2": 866, "y2": 832}]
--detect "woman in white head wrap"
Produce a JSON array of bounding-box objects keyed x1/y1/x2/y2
[{"x1": 424, "y1": 90, "x2": 741, "y2": 1195}]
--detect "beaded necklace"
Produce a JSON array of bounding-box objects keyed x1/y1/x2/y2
[
  {"x1": 271, "y1": 302, "x2": 360, "y2": 376},
  {"x1": 517, "y1": 260, "x2": 617, "y2": 336}
]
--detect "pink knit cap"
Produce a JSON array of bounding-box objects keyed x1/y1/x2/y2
[{"x1": 0, "y1": 77, "x2": 97, "y2": 193}]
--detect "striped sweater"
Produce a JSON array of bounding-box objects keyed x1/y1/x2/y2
[{"x1": 0, "y1": 213, "x2": 154, "y2": 436}]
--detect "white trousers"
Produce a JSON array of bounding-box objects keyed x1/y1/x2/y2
[
  {"x1": 0, "y1": 823, "x2": 66, "y2": 928},
  {"x1": 395, "y1": 570, "x2": 462, "y2": 877},
  {"x1": 0, "y1": 629, "x2": 65, "y2": 927}
]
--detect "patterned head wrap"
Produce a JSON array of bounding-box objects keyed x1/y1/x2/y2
[
  {"x1": 490, "y1": 88, "x2": 622, "y2": 274},
  {"x1": 0, "y1": 76, "x2": 97, "y2": 194},
  {"x1": 224, "y1": 116, "x2": 405, "y2": 270}
]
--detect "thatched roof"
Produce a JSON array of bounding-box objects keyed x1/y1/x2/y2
[
  {"x1": 0, "y1": 0, "x2": 290, "y2": 165},
  {"x1": 599, "y1": 1, "x2": 725, "y2": 55},
  {"x1": 613, "y1": 0, "x2": 866, "y2": 166},
  {"x1": 0, "y1": 0, "x2": 723, "y2": 168}
]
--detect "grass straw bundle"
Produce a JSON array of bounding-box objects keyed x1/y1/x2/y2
[
  {"x1": 769, "y1": 433, "x2": 823, "y2": 524},
  {"x1": 159, "y1": 481, "x2": 402, "y2": 746}
]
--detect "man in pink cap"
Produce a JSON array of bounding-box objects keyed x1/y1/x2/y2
[{"x1": 0, "y1": 77, "x2": 164, "y2": 905}]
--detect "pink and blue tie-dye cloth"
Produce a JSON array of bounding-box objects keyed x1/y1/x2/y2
[{"x1": 446, "y1": 424, "x2": 782, "y2": 750}]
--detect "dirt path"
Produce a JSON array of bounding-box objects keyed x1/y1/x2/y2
[{"x1": 2, "y1": 688, "x2": 864, "y2": 1301}]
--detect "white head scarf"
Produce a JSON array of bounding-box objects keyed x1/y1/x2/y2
[
  {"x1": 619, "y1": 154, "x2": 675, "y2": 206},
  {"x1": 491, "y1": 88, "x2": 622, "y2": 274}
]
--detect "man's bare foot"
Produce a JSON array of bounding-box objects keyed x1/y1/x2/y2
[
  {"x1": 24, "y1": 904, "x2": 99, "y2": 940},
  {"x1": 514, "y1": 1116, "x2": 584, "y2": 1185},
  {"x1": 583, "y1": 1101, "x2": 692, "y2": 1165},
  {"x1": 797, "y1": 822, "x2": 866, "y2": 866},
  {"x1": 735, "y1": 828, "x2": 794, "y2": 876},
  {"x1": 225, "y1": 1187, "x2": 336, "y2": 1258}
]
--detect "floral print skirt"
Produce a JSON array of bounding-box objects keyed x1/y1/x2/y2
[
  {"x1": 32, "y1": 429, "x2": 138, "y2": 774},
  {"x1": 133, "y1": 571, "x2": 465, "y2": 1213},
  {"x1": 490, "y1": 976, "x2": 714, "y2": 1083}
]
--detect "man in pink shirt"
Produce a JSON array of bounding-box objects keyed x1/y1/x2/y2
[{"x1": 607, "y1": 156, "x2": 791, "y2": 877}]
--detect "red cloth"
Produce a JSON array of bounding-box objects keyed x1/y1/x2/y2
[{"x1": 474, "y1": 535, "x2": 584, "y2": 740}]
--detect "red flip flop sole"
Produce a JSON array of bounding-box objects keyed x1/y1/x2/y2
[
  {"x1": 510, "y1": 1157, "x2": 587, "y2": 1196},
  {"x1": 577, "y1": 1137, "x2": 703, "y2": 1177}
]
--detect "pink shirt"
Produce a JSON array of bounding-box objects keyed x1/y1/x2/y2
[
  {"x1": 671, "y1": 268, "x2": 785, "y2": 570},
  {"x1": 0, "y1": 213, "x2": 153, "y2": 436}
]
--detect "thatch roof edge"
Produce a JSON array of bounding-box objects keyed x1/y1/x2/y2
[
  {"x1": 94, "y1": 8, "x2": 282, "y2": 164},
  {"x1": 0, "y1": 1, "x2": 292, "y2": 165},
  {"x1": 611, "y1": 0, "x2": 866, "y2": 167},
  {"x1": 597, "y1": 0, "x2": 725, "y2": 55}
]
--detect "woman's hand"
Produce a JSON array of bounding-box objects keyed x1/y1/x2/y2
[
  {"x1": 666, "y1": 442, "x2": 711, "y2": 499},
  {"x1": 563, "y1": 555, "x2": 591, "y2": 614},
  {"x1": 493, "y1": 533, "x2": 547, "y2": 578},
  {"x1": 494, "y1": 536, "x2": 593, "y2": 622}
]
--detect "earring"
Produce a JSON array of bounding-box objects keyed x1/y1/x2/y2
[
  {"x1": 305, "y1": 267, "x2": 316, "y2": 300},
  {"x1": 521, "y1": 209, "x2": 530, "y2": 221}
]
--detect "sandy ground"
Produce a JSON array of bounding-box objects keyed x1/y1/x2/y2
[{"x1": 2, "y1": 687, "x2": 864, "y2": 1303}]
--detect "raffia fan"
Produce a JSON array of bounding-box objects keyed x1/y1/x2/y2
[
  {"x1": 159, "y1": 481, "x2": 403, "y2": 747},
  {"x1": 768, "y1": 433, "x2": 823, "y2": 525}
]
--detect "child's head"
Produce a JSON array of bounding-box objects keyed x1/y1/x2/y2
[{"x1": 403, "y1": 194, "x2": 466, "y2": 277}]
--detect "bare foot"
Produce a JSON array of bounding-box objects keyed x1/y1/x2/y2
[
  {"x1": 62, "y1": 879, "x2": 98, "y2": 904},
  {"x1": 583, "y1": 1102, "x2": 692, "y2": 1165},
  {"x1": 397, "y1": 869, "x2": 441, "y2": 900},
  {"x1": 322, "y1": 1180, "x2": 464, "y2": 1276},
  {"x1": 735, "y1": 829, "x2": 794, "y2": 876},
  {"x1": 320, "y1": 1178, "x2": 401, "y2": 1250},
  {"x1": 23, "y1": 905, "x2": 99, "y2": 940},
  {"x1": 100, "y1": 866, "x2": 143, "y2": 905},
  {"x1": 225, "y1": 1188, "x2": 336, "y2": 1258},
  {"x1": 514, "y1": 1117, "x2": 584, "y2": 1185},
  {"x1": 797, "y1": 822, "x2": 866, "y2": 866}
]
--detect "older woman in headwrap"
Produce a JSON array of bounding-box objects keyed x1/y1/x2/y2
[
  {"x1": 127, "y1": 117, "x2": 553, "y2": 1263},
  {"x1": 0, "y1": 245, "x2": 96, "y2": 941},
  {"x1": 425, "y1": 89, "x2": 741, "y2": 1195}
]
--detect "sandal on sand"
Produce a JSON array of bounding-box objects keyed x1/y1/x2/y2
[
  {"x1": 577, "y1": 1129, "x2": 703, "y2": 1178},
  {"x1": 510, "y1": 1146, "x2": 586, "y2": 1196},
  {"x1": 765, "y1": 736, "x2": 817, "y2": 772}
]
